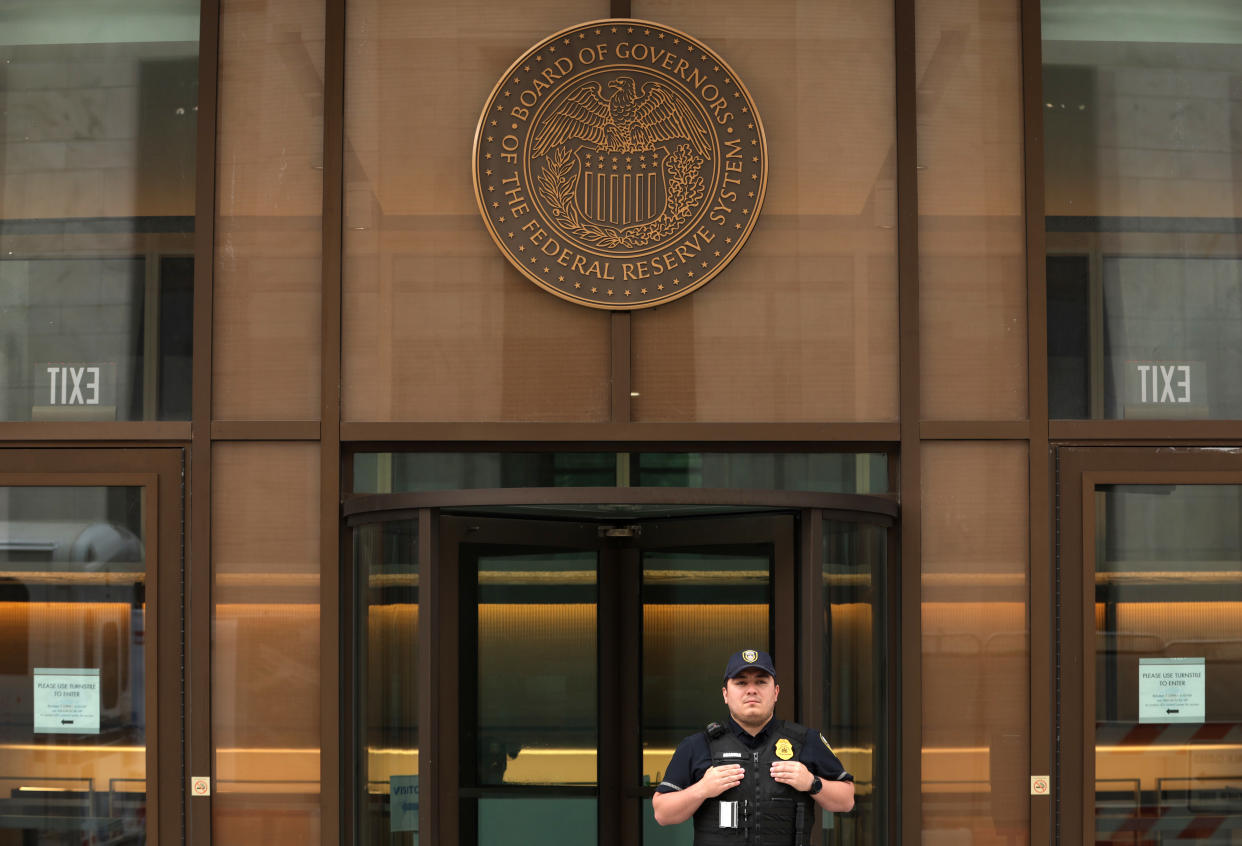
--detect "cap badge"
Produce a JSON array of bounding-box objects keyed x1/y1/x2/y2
[
  {"x1": 743, "y1": 650, "x2": 758, "y2": 663},
  {"x1": 775, "y1": 738, "x2": 794, "y2": 760}
]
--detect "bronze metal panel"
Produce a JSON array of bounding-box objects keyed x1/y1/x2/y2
[
  {"x1": 1051, "y1": 420, "x2": 1242, "y2": 442},
  {"x1": 189, "y1": 0, "x2": 220, "y2": 838},
  {"x1": 919, "y1": 421, "x2": 1032, "y2": 440},
  {"x1": 210, "y1": 421, "x2": 321, "y2": 441},
  {"x1": 320, "y1": 0, "x2": 346, "y2": 839},
  {"x1": 0, "y1": 423, "x2": 192, "y2": 441},
  {"x1": 1021, "y1": 0, "x2": 1053, "y2": 840},
  {"x1": 343, "y1": 487, "x2": 897, "y2": 520},
  {"x1": 798, "y1": 512, "x2": 825, "y2": 726},
  {"x1": 146, "y1": 474, "x2": 164, "y2": 840},
  {"x1": 340, "y1": 421, "x2": 902, "y2": 445},
  {"x1": 895, "y1": 0, "x2": 922, "y2": 837},
  {"x1": 155, "y1": 451, "x2": 187, "y2": 846},
  {"x1": 191, "y1": 0, "x2": 220, "y2": 803},
  {"x1": 771, "y1": 517, "x2": 797, "y2": 722},
  {"x1": 611, "y1": 312, "x2": 632, "y2": 423}
]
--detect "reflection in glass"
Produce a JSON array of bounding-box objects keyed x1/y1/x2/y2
[
  {"x1": 342, "y1": 0, "x2": 613, "y2": 424},
  {"x1": 641, "y1": 547, "x2": 769, "y2": 786},
  {"x1": 211, "y1": 443, "x2": 321, "y2": 843},
  {"x1": 921, "y1": 443, "x2": 1029, "y2": 843},
  {"x1": 0, "y1": 486, "x2": 147, "y2": 842},
  {"x1": 478, "y1": 798, "x2": 596, "y2": 846},
  {"x1": 917, "y1": 0, "x2": 1026, "y2": 422},
  {"x1": 628, "y1": 0, "x2": 898, "y2": 424},
  {"x1": 468, "y1": 550, "x2": 598, "y2": 786},
  {"x1": 1094, "y1": 484, "x2": 1242, "y2": 842},
  {"x1": 0, "y1": 1, "x2": 198, "y2": 421},
  {"x1": 643, "y1": 796, "x2": 692, "y2": 846},
  {"x1": 823, "y1": 520, "x2": 886, "y2": 845},
  {"x1": 352, "y1": 452, "x2": 888, "y2": 495},
  {"x1": 1044, "y1": 0, "x2": 1242, "y2": 420},
  {"x1": 355, "y1": 520, "x2": 419, "y2": 844}
]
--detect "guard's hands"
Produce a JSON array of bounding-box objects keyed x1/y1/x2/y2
[
  {"x1": 769, "y1": 760, "x2": 814, "y2": 792},
  {"x1": 697, "y1": 764, "x2": 745, "y2": 798}
]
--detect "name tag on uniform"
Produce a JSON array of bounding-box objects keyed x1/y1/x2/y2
[{"x1": 722, "y1": 752, "x2": 742, "y2": 758}]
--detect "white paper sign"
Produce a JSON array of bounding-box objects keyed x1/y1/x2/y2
[
  {"x1": 1139, "y1": 657, "x2": 1205, "y2": 724},
  {"x1": 34, "y1": 668, "x2": 101, "y2": 734},
  {"x1": 390, "y1": 774, "x2": 419, "y2": 838}
]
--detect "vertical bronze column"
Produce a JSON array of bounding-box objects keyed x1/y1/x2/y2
[
  {"x1": 894, "y1": 0, "x2": 922, "y2": 841},
  {"x1": 321, "y1": 0, "x2": 346, "y2": 841},
  {"x1": 188, "y1": 0, "x2": 221, "y2": 838},
  {"x1": 1021, "y1": 0, "x2": 1054, "y2": 840}
]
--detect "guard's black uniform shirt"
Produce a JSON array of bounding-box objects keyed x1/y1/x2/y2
[{"x1": 655, "y1": 716, "x2": 854, "y2": 795}]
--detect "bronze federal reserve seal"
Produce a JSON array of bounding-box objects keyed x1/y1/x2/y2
[{"x1": 473, "y1": 19, "x2": 767, "y2": 310}]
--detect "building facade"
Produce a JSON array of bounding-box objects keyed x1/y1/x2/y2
[{"x1": 1, "y1": 0, "x2": 1241, "y2": 843}]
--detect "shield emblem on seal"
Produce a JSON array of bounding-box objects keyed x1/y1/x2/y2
[
  {"x1": 743, "y1": 650, "x2": 758, "y2": 663},
  {"x1": 775, "y1": 739, "x2": 794, "y2": 760}
]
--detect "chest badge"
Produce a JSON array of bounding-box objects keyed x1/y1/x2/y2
[{"x1": 774, "y1": 738, "x2": 794, "y2": 760}]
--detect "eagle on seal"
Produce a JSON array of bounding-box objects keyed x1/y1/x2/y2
[{"x1": 531, "y1": 76, "x2": 712, "y2": 159}]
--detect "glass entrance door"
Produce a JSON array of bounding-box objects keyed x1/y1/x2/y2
[
  {"x1": 637, "y1": 515, "x2": 789, "y2": 846},
  {"x1": 1059, "y1": 448, "x2": 1242, "y2": 844},
  {"x1": 348, "y1": 496, "x2": 894, "y2": 846},
  {"x1": 0, "y1": 449, "x2": 184, "y2": 844},
  {"x1": 450, "y1": 513, "x2": 788, "y2": 846}
]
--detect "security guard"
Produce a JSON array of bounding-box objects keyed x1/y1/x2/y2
[{"x1": 651, "y1": 650, "x2": 854, "y2": 844}]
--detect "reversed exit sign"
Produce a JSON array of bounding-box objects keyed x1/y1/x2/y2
[{"x1": 1124, "y1": 361, "x2": 1207, "y2": 418}]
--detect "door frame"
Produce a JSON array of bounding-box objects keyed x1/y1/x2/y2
[
  {"x1": 0, "y1": 447, "x2": 185, "y2": 844},
  {"x1": 1056, "y1": 445, "x2": 1242, "y2": 843},
  {"x1": 344, "y1": 487, "x2": 896, "y2": 846}
]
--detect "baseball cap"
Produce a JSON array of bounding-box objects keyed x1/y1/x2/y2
[{"x1": 722, "y1": 649, "x2": 777, "y2": 683}]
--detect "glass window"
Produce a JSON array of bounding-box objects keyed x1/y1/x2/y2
[
  {"x1": 0, "y1": 0, "x2": 198, "y2": 421},
  {"x1": 342, "y1": 0, "x2": 612, "y2": 424},
  {"x1": 470, "y1": 549, "x2": 598, "y2": 787},
  {"x1": 212, "y1": 0, "x2": 323, "y2": 421},
  {"x1": 0, "y1": 485, "x2": 148, "y2": 842},
  {"x1": 918, "y1": 0, "x2": 1027, "y2": 421},
  {"x1": 352, "y1": 451, "x2": 889, "y2": 495},
  {"x1": 1044, "y1": 0, "x2": 1242, "y2": 419},
  {"x1": 640, "y1": 543, "x2": 769, "y2": 846},
  {"x1": 640, "y1": 547, "x2": 771, "y2": 781},
  {"x1": 355, "y1": 519, "x2": 419, "y2": 843},
  {"x1": 628, "y1": 0, "x2": 898, "y2": 423},
  {"x1": 212, "y1": 444, "x2": 322, "y2": 843},
  {"x1": 1093, "y1": 484, "x2": 1242, "y2": 840},
  {"x1": 921, "y1": 443, "x2": 1029, "y2": 843},
  {"x1": 823, "y1": 519, "x2": 887, "y2": 845},
  {"x1": 458, "y1": 528, "x2": 600, "y2": 845}
]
